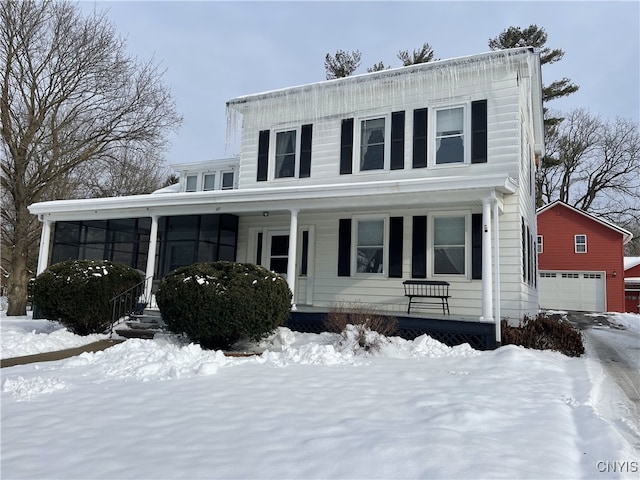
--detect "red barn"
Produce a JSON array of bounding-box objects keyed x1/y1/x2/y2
[
  {"x1": 624, "y1": 257, "x2": 640, "y2": 313},
  {"x1": 537, "y1": 201, "x2": 632, "y2": 312}
]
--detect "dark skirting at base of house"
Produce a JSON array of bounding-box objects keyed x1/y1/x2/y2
[{"x1": 285, "y1": 310, "x2": 497, "y2": 350}]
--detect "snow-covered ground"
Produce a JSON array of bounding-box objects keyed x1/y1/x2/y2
[{"x1": 1, "y1": 307, "x2": 639, "y2": 479}]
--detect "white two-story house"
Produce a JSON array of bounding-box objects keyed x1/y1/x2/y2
[{"x1": 28, "y1": 47, "x2": 544, "y2": 347}]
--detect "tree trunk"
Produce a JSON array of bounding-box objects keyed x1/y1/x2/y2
[{"x1": 6, "y1": 244, "x2": 29, "y2": 316}]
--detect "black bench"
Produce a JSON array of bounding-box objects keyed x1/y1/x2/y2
[{"x1": 402, "y1": 280, "x2": 451, "y2": 315}]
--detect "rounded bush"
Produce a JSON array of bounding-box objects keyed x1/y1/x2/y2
[
  {"x1": 156, "y1": 261, "x2": 292, "y2": 350},
  {"x1": 33, "y1": 260, "x2": 144, "y2": 335}
]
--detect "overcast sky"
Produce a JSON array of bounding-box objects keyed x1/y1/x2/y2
[{"x1": 81, "y1": 1, "x2": 640, "y2": 165}]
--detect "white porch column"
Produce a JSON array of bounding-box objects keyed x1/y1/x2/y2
[
  {"x1": 286, "y1": 209, "x2": 299, "y2": 310},
  {"x1": 144, "y1": 216, "x2": 159, "y2": 303},
  {"x1": 493, "y1": 198, "x2": 501, "y2": 344},
  {"x1": 36, "y1": 219, "x2": 52, "y2": 275},
  {"x1": 480, "y1": 196, "x2": 494, "y2": 322}
]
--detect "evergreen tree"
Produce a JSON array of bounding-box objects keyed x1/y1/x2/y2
[
  {"x1": 324, "y1": 50, "x2": 362, "y2": 79},
  {"x1": 397, "y1": 42, "x2": 436, "y2": 66},
  {"x1": 488, "y1": 25, "x2": 578, "y2": 104}
]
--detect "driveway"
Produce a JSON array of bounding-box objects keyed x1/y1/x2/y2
[{"x1": 563, "y1": 311, "x2": 640, "y2": 451}]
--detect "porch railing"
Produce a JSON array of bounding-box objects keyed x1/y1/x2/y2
[{"x1": 109, "y1": 276, "x2": 152, "y2": 337}]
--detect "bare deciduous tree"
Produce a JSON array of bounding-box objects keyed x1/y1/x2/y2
[
  {"x1": 538, "y1": 109, "x2": 640, "y2": 252},
  {"x1": 1, "y1": 0, "x2": 182, "y2": 315}
]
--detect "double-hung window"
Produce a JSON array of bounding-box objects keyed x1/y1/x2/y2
[
  {"x1": 433, "y1": 216, "x2": 466, "y2": 275},
  {"x1": 356, "y1": 218, "x2": 385, "y2": 274},
  {"x1": 435, "y1": 107, "x2": 465, "y2": 165},
  {"x1": 360, "y1": 117, "x2": 386, "y2": 171},
  {"x1": 537, "y1": 235, "x2": 543, "y2": 254},
  {"x1": 575, "y1": 234, "x2": 587, "y2": 253},
  {"x1": 275, "y1": 130, "x2": 297, "y2": 178}
]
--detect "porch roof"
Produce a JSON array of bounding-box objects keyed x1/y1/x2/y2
[{"x1": 28, "y1": 173, "x2": 517, "y2": 222}]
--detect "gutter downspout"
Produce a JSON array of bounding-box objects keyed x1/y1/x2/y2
[{"x1": 493, "y1": 195, "x2": 501, "y2": 346}]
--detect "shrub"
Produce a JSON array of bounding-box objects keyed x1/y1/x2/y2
[
  {"x1": 33, "y1": 260, "x2": 143, "y2": 335},
  {"x1": 155, "y1": 261, "x2": 292, "y2": 350},
  {"x1": 325, "y1": 302, "x2": 398, "y2": 352},
  {"x1": 501, "y1": 314, "x2": 585, "y2": 357}
]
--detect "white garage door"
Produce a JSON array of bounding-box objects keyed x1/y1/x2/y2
[{"x1": 538, "y1": 271, "x2": 606, "y2": 312}]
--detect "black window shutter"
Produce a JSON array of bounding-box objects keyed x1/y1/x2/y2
[
  {"x1": 471, "y1": 214, "x2": 483, "y2": 279},
  {"x1": 340, "y1": 118, "x2": 354, "y2": 175},
  {"x1": 301, "y1": 230, "x2": 309, "y2": 275},
  {"x1": 390, "y1": 111, "x2": 405, "y2": 170},
  {"x1": 338, "y1": 219, "x2": 351, "y2": 276},
  {"x1": 389, "y1": 216, "x2": 403, "y2": 278},
  {"x1": 471, "y1": 100, "x2": 487, "y2": 164},
  {"x1": 257, "y1": 130, "x2": 270, "y2": 181},
  {"x1": 412, "y1": 108, "x2": 428, "y2": 168},
  {"x1": 521, "y1": 219, "x2": 527, "y2": 282},
  {"x1": 256, "y1": 232, "x2": 263, "y2": 266},
  {"x1": 411, "y1": 216, "x2": 427, "y2": 278},
  {"x1": 300, "y1": 124, "x2": 313, "y2": 178}
]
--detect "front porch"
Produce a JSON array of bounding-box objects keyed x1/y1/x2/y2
[{"x1": 287, "y1": 305, "x2": 497, "y2": 350}]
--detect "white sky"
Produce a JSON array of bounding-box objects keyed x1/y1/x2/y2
[{"x1": 80, "y1": 1, "x2": 640, "y2": 164}]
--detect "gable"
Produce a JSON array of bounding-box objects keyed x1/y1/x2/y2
[{"x1": 537, "y1": 201, "x2": 632, "y2": 244}]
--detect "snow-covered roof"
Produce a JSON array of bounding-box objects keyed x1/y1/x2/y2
[
  {"x1": 227, "y1": 47, "x2": 537, "y2": 106},
  {"x1": 537, "y1": 200, "x2": 633, "y2": 245},
  {"x1": 625, "y1": 257, "x2": 640, "y2": 270},
  {"x1": 169, "y1": 157, "x2": 239, "y2": 172}
]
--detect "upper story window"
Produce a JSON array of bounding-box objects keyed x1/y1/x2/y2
[
  {"x1": 221, "y1": 171, "x2": 234, "y2": 190},
  {"x1": 360, "y1": 117, "x2": 386, "y2": 171},
  {"x1": 185, "y1": 175, "x2": 198, "y2": 192},
  {"x1": 257, "y1": 125, "x2": 313, "y2": 182},
  {"x1": 537, "y1": 235, "x2": 543, "y2": 254},
  {"x1": 435, "y1": 107, "x2": 464, "y2": 165},
  {"x1": 575, "y1": 234, "x2": 587, "y2": 253},
  {"x1": 340, "y1": 100, "x2": 486, "y2": 175},
  {"x1": 182, "y1": 170, "x2": 236, "y2": 192},
  {"x1": 203, "y1": 174, "x2": 216, "y2": 191},
  {"x1": 275, "y1": 130, "x2": 297, "y2": 178}
]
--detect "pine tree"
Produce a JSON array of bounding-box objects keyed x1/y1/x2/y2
[
  {"x1": 324, "y1": 50, "x2": 362, "y2": 80},
  {"x1": 488, "y1": 25, "x2": 578, "y2": 103}
]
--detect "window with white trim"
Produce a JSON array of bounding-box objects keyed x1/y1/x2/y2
[
  {"x1": 575, "y1": 234, "x2": 587, "y2": 253},
  {"x1": 537, "y1": 235, "x2": 543, "y2": 254},
  {"x1": 221, "y1": 171, "x2": 234, "y2": 190},
  {"x1": 433, "y1": 216, "x2": 466, "y2": 275},
  {"x1": 355, "y1": 218, "x2": 385, "y2": 274},
  {"x1": 435, "y1": 107, "x2": 464, "y2": 164},
  {"x1": 185, "y1": 175, "x2": 197, "y2": 192},
  {"x1": 360, "y1": 117, "x2": 386, "y2": 171},
  {"x1": 203, "y1": 174, "x2": 216, "y2": 191},
  {"x1": 274, "y1": 129, "x2": 297, "y2": 178}
]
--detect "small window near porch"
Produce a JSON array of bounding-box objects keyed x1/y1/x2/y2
[{"x1": 575, "y1": 234, "x2": 587, "y2": 253}]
